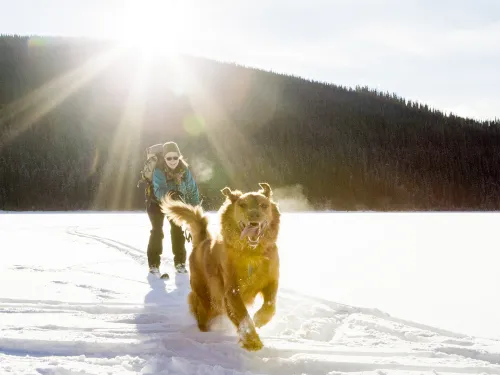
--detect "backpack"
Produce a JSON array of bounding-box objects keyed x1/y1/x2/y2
[
  {"x1": 137, "y1": 143, "x2": 193, "y2": 242},
  {"x1": 137, "y1": 143, "x2": 164, "y2": 189}
]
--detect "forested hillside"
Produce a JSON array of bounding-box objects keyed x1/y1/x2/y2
[{"x1": 1, "y1": 35, "x2": 499, "y2": 211}]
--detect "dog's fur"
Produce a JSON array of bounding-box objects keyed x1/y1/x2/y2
[{"x1": 160, "y1": 183, "x2": 280, "y2": 351}]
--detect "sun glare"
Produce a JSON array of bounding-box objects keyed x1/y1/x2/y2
[{"x1": 117, "y1": 0, "x2": 192, "y2": 58}]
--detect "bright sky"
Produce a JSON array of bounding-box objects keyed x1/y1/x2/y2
[{"x1": 1, "y1": 0, "x2": 499, "y2": 121}]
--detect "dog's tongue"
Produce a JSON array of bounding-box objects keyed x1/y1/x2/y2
[{"x1": 240, "y1": 224, "x2": 260, "y2": 240}]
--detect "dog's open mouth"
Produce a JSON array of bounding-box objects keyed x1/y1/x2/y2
[{"x1": 239, "y1": 221, "x2": 268, "y2": 247}]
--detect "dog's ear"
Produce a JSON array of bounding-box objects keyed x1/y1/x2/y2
[
  {"x1": 221, "y1": 187, "x2": 241, "y2": 203},
  {"x1": 258, "y1": 182, "x2": 272, "y2": 198}
]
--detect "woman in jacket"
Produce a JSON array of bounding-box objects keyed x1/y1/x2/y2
[{"x1": 146, "y1": 141, "x2": 200, "y2": 278}]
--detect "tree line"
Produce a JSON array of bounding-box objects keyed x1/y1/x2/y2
[{"x1": 1, "y1": 35, "x2": 499, "y2": 211}]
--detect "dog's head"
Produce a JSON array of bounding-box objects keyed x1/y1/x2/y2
[{"x1": 220, "y1": 183, "x2": 280, "y2": 249}]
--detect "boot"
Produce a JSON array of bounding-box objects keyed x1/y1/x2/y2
[{"x1": 175, "y1": 263, "x2": 188, "y2": 274}]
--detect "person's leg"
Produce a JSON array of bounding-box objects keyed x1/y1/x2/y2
[
  {"x1": 169, "y1": 218, "x2": 186, "y2": 272},
  {"x1": 146, "y1": 202, "x2": 165, "y2": 271}
]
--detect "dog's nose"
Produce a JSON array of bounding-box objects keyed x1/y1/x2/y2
[
  {"x1": 248, "y1": 210, "x2": 260, "y2": 221},
  {"x1": 248, "y1": 210, "x2": 261, "y2": 221}
]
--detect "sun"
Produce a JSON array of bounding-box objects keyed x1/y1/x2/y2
[{"x1": 116, "y1": 0, "x2": 192, "y2": 58}]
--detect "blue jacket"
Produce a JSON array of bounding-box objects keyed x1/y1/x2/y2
[{"x1": 152, "y1": 166, "x2": 201, "y2": 206}]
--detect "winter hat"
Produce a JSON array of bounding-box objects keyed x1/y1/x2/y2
[{"x1": 162, "y1": 141, "x2": 181, "y2": 156}]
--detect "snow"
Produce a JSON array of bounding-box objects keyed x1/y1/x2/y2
[{"x1": 1, "y1": 210, "x2": 500, "y2": 375}]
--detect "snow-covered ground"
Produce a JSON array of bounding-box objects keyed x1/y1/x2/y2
[{"x1": 1, "y1": 211, "x2": 500, "y2": 375}]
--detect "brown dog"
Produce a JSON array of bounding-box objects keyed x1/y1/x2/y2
[{"x1": 160, "y1": 182, "x2": 281, "y2": 351}]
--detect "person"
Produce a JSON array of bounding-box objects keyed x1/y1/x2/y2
[{"x1": 145, "y1": 141, "x2": 201, "y2": 277}]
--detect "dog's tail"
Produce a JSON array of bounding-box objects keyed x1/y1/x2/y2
[{"x1": 160, "y1": 195, "x2": 210, "y2": 246}]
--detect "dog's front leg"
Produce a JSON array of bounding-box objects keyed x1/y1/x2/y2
[
  {"x1": 224, "y1": 285, "x2": 263, "y2": 351},
  {"x1": 253, "y1": 279, "x2": 278, "y2": 328}
]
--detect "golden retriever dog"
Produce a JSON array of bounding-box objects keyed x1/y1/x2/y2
[{"x1": 160, "y1": 182, "x2": 280, "y2": 351}]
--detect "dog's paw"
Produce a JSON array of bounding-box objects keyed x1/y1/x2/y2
[
  {"x1": 253, "y1": 304, "x2": 275, "y2": 328},
  {"x1": 237, "y1": 317, "x2": 263, "y2": 351},
  {"x1": 239, "y1": 330, "x2": 264, "y2": 351}
]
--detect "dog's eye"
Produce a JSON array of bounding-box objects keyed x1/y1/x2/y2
[
  {"x1": 260, "y1": 203, "x2": 269, "y2": 209},
  {"x1": 238, "y1": 202, "x2": 247, "y2": 209}
]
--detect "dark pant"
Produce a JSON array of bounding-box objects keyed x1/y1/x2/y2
[{"x1": 146, "y1": 201, "x2": 186, "y2": 268}]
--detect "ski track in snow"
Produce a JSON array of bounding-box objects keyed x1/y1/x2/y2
[{"x1": 1, "y1": 215, "x2": 500, "y2": 374}]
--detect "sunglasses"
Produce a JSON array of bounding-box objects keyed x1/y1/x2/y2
[{"x1": 166, "y1": 156, "x2": 179, "y2": 161}]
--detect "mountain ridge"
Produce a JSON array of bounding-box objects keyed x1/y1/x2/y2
[{"x1": 1, "y1": 35, "x2": 499, "y2": 211}]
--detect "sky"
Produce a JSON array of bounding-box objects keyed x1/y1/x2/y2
[{"x1": 1, "y1": 0, "x2": 499, "y2": 121}]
